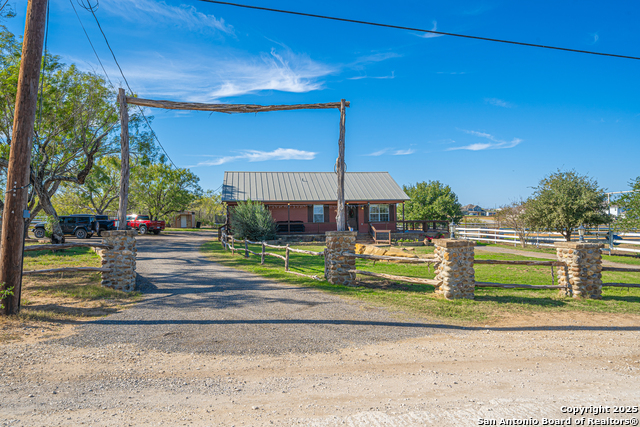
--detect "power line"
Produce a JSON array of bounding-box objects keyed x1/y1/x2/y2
[
  {"x1": 72, "y1": 2, "x2": 179, "y2": 169},
  {"x1": 69, "y1": 0, "x2": 114, "y2": 89},
  {"x1": 197, "y1": 0, "x2": 640, "y2": 61}
]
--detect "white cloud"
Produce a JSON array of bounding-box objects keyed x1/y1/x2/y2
[
  {"x1": 485, "y1": 98, "x2": 513, "y2": 108},
  {"x1": 418, "y1": 21, "x2": 444, "y2": 39},
  {"x1": 393, "y1": 149, "x2": 415, "y2": 155},
  {"x1": 591, "y1": 32, "x2": 600, "y2": 44},
  {"x1": 348, "y1": 71, "x2": 395, "y2": 80},
  {"x1": 206, "y1": 48, "x2": 335, "y2": 99},
  {"x1": 195, "y1": 148, "x2": 317, "y2": 166},
  {"x1": 447, "y1": 130, "x2": 522, "y2": 151},
  {"x1": 364, "y1": 148, "x2": 389, "y2": 156},
  {"x1": 364, "y1": 147, "x2": 415, "y2": 156},
  {"x1": 96, "y1": 46, "x2": 337, "y2": 102},
  {"x1": 100, "y1": 0, "x2": 233, "y2": 34}
]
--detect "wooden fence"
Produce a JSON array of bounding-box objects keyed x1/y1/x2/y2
[
  {"x1": 220, "y1": 231, "x2": 640, "y2": 292},
  {"x1": 456, "y1": 226, "x2": 640, "y2": 254},
  {"x1": 220, "y1": 231, "x2": 325, "y2": 280}
]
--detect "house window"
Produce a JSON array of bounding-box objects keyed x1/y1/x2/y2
[
  {"x1": 369, "y1": 204, "x2": 389, "y2": 222},
  {"x1": 313, "y1": 205, "x2": 324, "y2": 223}
]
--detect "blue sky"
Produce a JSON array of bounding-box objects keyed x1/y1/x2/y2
[{"x1": 5, "y1": 0, "x2": 640, "y2": 207}]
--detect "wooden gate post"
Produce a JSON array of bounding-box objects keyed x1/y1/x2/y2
[
  {"x1": 335, "y1": 99, "x2": 347, "y2": 231},
  {"x1": 117, "y1": 88, "x2": 130, "y2": 231},
  {"x1": 285, "y1": 245, "x2": 290, "y2": 271},
  {"x1": 244, "y1": 240, "x2": 249, "y2": 258},
  {"x1": 261, "y1": 242, "x2": 265, "y2": 265}
]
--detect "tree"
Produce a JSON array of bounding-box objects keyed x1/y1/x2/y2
[
  {"x1": 0, "y1": 28, "x2": 118, "y2": 242},
  {"x1": 616, "y1": 177, "x2": 640, "y2": 231},
  {"x1": 52, "y1": 156, "x2": 120, "y2": 215},
  {"x1": 0, "y1": 26, "x2": 159, "y2": 241},
  {"x1": 403, "y1": 181, "x2": 463, "y2": 222},
  {"x1": 130, "y1": 163, "x2": 202, "y2": 221},
  {"x1": 192, "y1": 189, "x2": 225, "y2": 225},
  {"x1": 495, "y1": 200, "x2": 530, "y2": 247},
  {"x1": 230, "y1": 199, "x2": 276, "y2": 241},
  {"x1": 524, "y1": 170, "x2": 610, "y2": 241}
]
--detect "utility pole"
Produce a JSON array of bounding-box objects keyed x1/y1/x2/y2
[{"x1": 0, "y1": 0, "x2": 49, "y2": 315}]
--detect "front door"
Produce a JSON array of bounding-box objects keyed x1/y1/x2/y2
[
  {"x1": 347, "y1": 206, "x2": 358, "y2": 231},
  {"x1": 181, "y1": 215, "x2": 187, "y2": 228}
]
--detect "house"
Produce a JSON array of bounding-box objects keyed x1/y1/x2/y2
[
  {"x1": 609, "y1": 205, "x2": 626, "y2": 218},
  {"x1": 171, "y1": 211, "x2": 196, "y2": 228},
  {"x1": 221, "y1": 171, "x2": 410, "y2": 234},
  {"x1": 462, "y1": 204, "x2": 485, "y2": 216}
]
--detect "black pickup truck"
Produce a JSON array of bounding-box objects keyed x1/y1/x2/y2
[
  {"x1": 32, "y1": 214, "x2": 98, "y2": 239},
  {"x1": 95, "y1": 215, "x2": 118, "y2": 237}
]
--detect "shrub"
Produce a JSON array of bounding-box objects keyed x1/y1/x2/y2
[{"x1": 230, "y1": 200, "x2": 277, "y2": 241}]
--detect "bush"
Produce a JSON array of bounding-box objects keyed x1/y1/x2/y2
[{"x1": 230, "y1": 200, "x2": 277, "y2": 241}]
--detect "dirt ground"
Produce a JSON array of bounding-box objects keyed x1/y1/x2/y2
[
  {"x1": 2, "y1": 233, "x2": 639, "y2": 426},
  {"x1": 1, "y1": 311, "x2": 639, "y2": 427}
]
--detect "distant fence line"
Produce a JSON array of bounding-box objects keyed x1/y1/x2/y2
[{"x1": 455, "y1": 227, "x2": 640, "y2": 254}]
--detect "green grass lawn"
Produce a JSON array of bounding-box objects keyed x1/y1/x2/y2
[{"x1": 202, "y1": 241, "x2": 640, "y2": 323}]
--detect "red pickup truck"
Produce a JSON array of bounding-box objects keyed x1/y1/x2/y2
[{"x1": 126, "y1": 214, "x2": 165, "y2": 235}]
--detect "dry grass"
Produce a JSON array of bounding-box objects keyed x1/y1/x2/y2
[{"x1": 1, "y1": 247, "x2": 140, "y2": 342}]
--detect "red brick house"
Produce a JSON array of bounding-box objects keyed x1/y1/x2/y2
[{"x1": 222, "y1": 171, "x2": 410, "y2": 235}]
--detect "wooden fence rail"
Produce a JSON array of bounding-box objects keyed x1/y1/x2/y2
[
  {"x1": 23, "y1": 267, "x2": 111, "y2": 275},
  {"x1": 353, "y1": 253, "x2": 437, "y2": 263},
  {"x1": 473, "y1": 259, "x2": 565, "y2": 267},
  {"x1": 350, "y1": 269, "x2": 440, "y2": 286},
  {"x1": 25, "y1": 242, "x2": 113, "y2": 252}
]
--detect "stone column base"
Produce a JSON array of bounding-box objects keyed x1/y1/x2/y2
[
  {"x1": 98, "y1": 230, "x2": 138, "y2": 292},
  {"x1": 433, "y1": 239, "x2": 475, "y2": 300},
  {"x1": 555, "y1": 242, "x2": 603, "y2": 299},
  {"x1": 325, "y1": 231, "x2": 357, "y2": 286}
]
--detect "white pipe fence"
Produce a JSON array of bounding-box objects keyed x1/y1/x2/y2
[{"x1": 455, "y1": 227, "x2": 640, "y2": 254}]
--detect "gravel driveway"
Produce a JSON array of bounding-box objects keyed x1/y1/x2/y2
[
  {"x1": 62, "y1": 232, "x2": 450, "y2": 355},
  {"x1": 2, "y1": 233, "x2": 639, "y2": 426}
]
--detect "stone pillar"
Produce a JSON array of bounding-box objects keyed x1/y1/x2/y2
[
  {"x1": 433, "y1": 239, "x2": 475, "y2": 300},
  {"x1": 555, "y1": 242, "x2": 603, "y2": 299},
  {"x1": 325, "y1": 231, "x2": 357, "y2": 286},
  {"x1": 97, "y1": 230, "x2": 138, "y2": 292}
]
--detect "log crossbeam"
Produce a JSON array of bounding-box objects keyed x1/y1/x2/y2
[{"x1": 125, "y1": 97, "x2": 350, "y2": 114}]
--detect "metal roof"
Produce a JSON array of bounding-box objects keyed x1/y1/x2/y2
[{"x1": 222, "y1": 172, "x2": 409, "y2": 203}]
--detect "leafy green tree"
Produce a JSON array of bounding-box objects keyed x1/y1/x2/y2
[
  {"x1": 230, "y1": 199, "x2": 276, "y2": 241},
  {"x1": 0, "y1": 26, "x2": 158, "y2": 241},
  {"x1": 52, "y1": 156, "x2": 121, "y2": 215},
  {"x1": 403, "y1": 181, "x2": 463, "y2": 222},
  {"x1": 192, "y1": 189, "x2": 225, "y2": 225},
  {"x1": 495, "y1": 200, "x2": 530, "y2": 247},
  {"x1": 130, "y1": 163, "x2": 202, "y2": 221},
  {"x1": 616, "y1": 177, "x2": 640, "y2": 231},
  {"x1": 524, "y1": 170, "x2": 610, "y2": 241}
]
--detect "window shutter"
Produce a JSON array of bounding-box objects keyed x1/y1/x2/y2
[
  {"x1": 323, "y1": 205, "x2": 329, "y2": 223},
  {"x1": 308, "y1": 205, "x2": 313, "y2": 223},
  {"x1": 389, "y1": 204, "x2": 395, "y2": 222},
  {"x1": 364, "y1": 204, "x2": 369, "y2": 223}
]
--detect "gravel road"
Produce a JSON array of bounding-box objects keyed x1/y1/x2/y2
[
  {"x1": 1, "y1": 232, "x2": 639, "y2": 426},
  {"x1": 61, "y1": 232, "x2": 452, "y2": 354}
]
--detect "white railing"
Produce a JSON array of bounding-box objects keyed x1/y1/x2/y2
[{"x1": 455, "y1": 227, "x2": 640, "y2": 254}]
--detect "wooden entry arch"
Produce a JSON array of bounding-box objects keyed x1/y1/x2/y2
[{"x1": 117, "y1": 89, "x2": 349, "y2": 232}]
